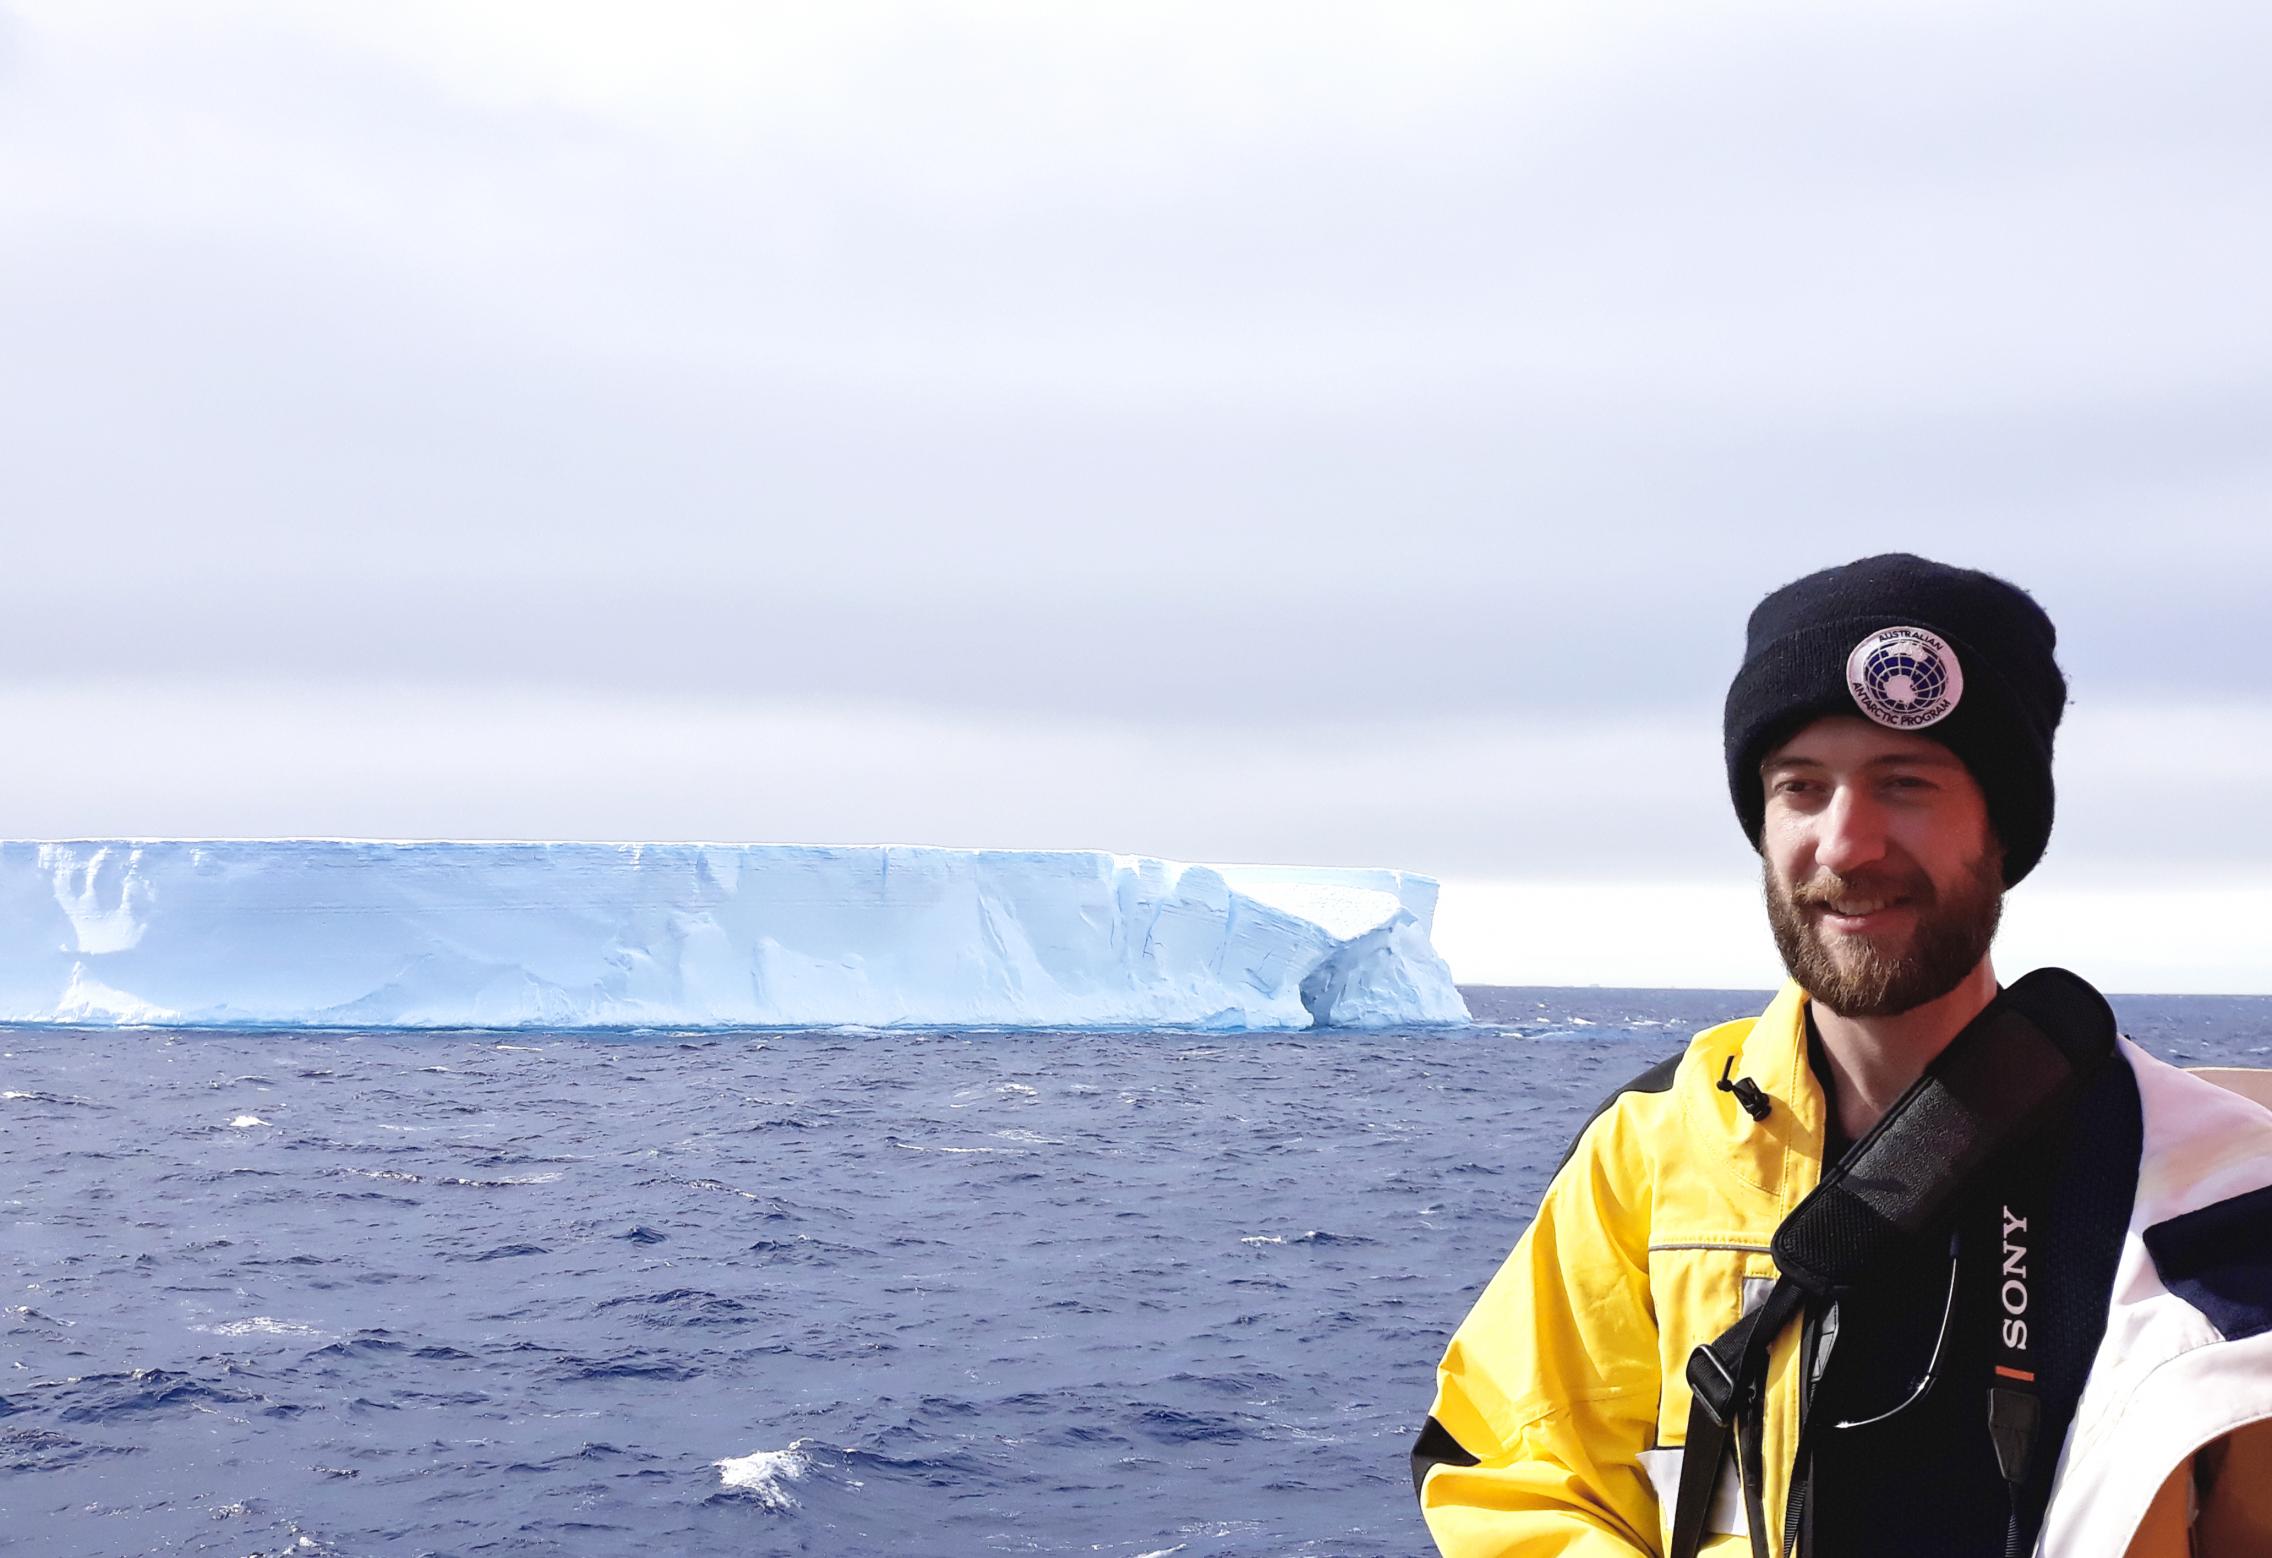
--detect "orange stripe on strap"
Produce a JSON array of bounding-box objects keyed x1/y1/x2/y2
[{"x1": 1995, "y1": 1365, "x2": 2036, "y2": 1382}]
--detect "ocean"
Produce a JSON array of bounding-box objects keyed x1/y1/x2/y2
[{"x1": 5, "y1": 988, "x2": 2268, "y2": 1557}]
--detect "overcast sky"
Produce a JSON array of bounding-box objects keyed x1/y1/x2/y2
[{"x1": 3, "y1": 2, "x2": 2267, "y2": 989}]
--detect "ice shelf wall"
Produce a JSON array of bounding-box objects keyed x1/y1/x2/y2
[{"x1": 0, "y1": 841, "x2": 1471, "y2": 1030}]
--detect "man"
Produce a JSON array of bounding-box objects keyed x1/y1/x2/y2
[{"x1": 1411, "y1": 554, "x2": 2272, "y2": 1557}]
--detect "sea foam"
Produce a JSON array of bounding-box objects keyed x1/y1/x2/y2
[{"x1": 714, "y1": 1443, "x2": 808, "y2": 1510}]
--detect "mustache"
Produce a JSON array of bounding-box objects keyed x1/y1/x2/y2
[{"x1": 1785, "y1": 869, "x2": 1934, "y2": 909}]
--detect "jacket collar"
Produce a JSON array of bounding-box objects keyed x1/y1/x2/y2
[{"x1": 1722, "y1": 979, "x2": 1832, "y2": 1207}]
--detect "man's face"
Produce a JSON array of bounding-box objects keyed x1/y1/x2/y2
[{"x1": 1759, "y1": 716, "x2": 2003, "y2": 1018}]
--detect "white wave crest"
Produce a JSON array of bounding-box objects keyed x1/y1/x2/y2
[
  {"x1": 715, "y1": 1442, "x2": 808, "y2": 1510},
  {"x1": 230, "y1": 1114, "x2": 270, "y2": 1129},
  {"x1": 198, "y1": 1316, "x2": 327, "y2": 1338}
]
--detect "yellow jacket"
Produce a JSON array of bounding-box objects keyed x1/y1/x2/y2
[{"x1": 1414, "y1": 982, "x2": 2272, "y2": 1558}]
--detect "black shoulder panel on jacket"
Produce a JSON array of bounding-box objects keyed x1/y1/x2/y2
[
  {"x1": 2145, "y1": 1181, "x2": 2272, "y2": 1342},
  {"x1": 1552, "y1": 1050, "x2": 1683, "y2": 1179},
  {"x1": 1411, "y1": 1413, "x2": 1481, "y2": 1499}
]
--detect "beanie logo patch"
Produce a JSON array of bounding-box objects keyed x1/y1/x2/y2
[{"x1": 1846, "y1": 626, "x2": 1964, "y2": 730}]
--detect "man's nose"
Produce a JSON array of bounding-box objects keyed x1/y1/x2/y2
[{"x1": 1813, "y1": 785, "x2": 1889, "y2": 876}]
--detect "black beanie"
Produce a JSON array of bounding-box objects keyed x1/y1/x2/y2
[{"x1": 1723, "y1": 553, "x2": 2068, "y2": 886}]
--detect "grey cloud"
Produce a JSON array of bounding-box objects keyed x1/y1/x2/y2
[{"x1": 1, "y1": 2, "x2": 2267, "y2": 730}]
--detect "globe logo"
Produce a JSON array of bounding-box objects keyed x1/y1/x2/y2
[{"x1": 1844, "y1": 626, "x2": 1964, "y2": 729}]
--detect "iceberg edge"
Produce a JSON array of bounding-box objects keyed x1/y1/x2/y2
[{"x1": 0, "y1": 841, "x2": 1471, "y2": 1032}]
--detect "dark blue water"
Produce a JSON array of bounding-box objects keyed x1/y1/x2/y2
[{"x1": 5, "y1": 989, "x2": 2268, "y2": 1557}]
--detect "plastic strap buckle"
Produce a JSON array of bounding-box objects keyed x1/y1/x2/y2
[{"x1": 1686, "y1": 1341, "x2": 1743, "y2": 1427}]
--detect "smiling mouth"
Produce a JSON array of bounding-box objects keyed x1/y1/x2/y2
[{"x1": 1812, "y1": 897, "x2": 1912, "y2": 931}]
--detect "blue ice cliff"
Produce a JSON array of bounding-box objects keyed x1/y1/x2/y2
[{"x1": 0, "y1": 842, "x2": 1470, "y2": 1030}]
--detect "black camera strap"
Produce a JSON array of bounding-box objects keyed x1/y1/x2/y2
[
  {"x1": 1983, "y1": 1146, "x2": 2051, "y2": 1558},
  {"x1": 1667, "y1": 969, "x2": 2116, "y2": 1558}
]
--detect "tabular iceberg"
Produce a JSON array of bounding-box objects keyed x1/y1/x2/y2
[{"x1": 0, "y1": 841, "x2": 1470, "y2": 1031}]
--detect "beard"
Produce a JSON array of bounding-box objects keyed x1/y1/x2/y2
[{"x1": 1764, "y1": 848, "x2": 2004, "y2": 1018}]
